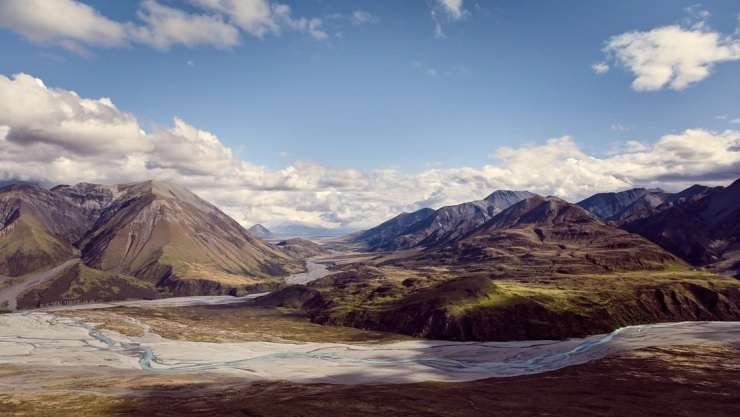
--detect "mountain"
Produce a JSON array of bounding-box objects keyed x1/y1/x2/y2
[
  {"x1": 577, "y1": 185, "x2": 717, "y2": 225},
  {"x1": 248, "y1": 224, "x2": 273, "y2": 239},
  {"x1": 78, "y1": 181, "x2": 302, "y2": 294},
  {"x1": 270, "y1": 195, "x2": 737, "y2": 342},
  {"x1": 624, "y1": 179, "x2": 740, "y2": 277},
  {"x1": 0, "y1": 180, "x2": 303, "y2": 309},
  {"x1": 353, "y1": 190, "x2": 536, "y2": 251},
  {"x1": 0, "y1": 184, "x2": 81, "y2": 276},
  {"x1": 349, "y1": 208, "x2": 435, "y2": 251},
  {"x1": 434, "y1": 195, "x2": 680, "y2": 273},
  {"x1": 577, "y1": 188, "x2": 670, "y2": 224}
]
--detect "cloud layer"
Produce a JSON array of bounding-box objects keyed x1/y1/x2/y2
[
  {"x1": 1, "y1": 73, "x2": 739, "y2": 230},
  {"x1": 0, "y1": 0, "x2": 328, "y2": 53}
]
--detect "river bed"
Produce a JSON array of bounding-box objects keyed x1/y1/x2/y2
[{"x1": 1, "y1": 310, "x2": 738, "y2": 384}]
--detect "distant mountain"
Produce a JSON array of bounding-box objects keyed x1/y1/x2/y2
[
  {"x1": 349, "y1": 208, "x2": 436, "y2": 251},
  {"x1": 433, "y1": 195, "x2": 679, "y2": 273},
  {"x1": 248, "y1": 224, "x2": 273, "y2": 239},
  {"x1": 577, "y1": 186, "x2": 717, "y2": 225},
  {"x1": 624, "y1": 179, "x2": 740, "y2": 277},
  {"x1": 0, "y1": 180, "x2": 303, "y2": 310},
  {"x1": 577, "y1": 188, "x2": 670, "y2": 224},
  {"x1": 353, "y1": 190, "x2": 536, "y2": 251}
]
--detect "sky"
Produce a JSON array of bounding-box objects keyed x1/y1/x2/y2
[{"x1": 0, "y1": 0, "x2": 739, "y2": 230}]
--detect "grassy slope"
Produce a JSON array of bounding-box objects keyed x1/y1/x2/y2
[
  {"x1": 0, "y1": 213, "x2": 73, "y2": 276},
  {"x1": 299, "y1": 261, "x2": 740, "y2": 341},
  {"x1": 17, "y1": 263, "x2": 158, "y2": 309}
]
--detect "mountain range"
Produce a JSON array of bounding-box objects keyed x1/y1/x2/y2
[
  {"x1": 273, "y1": 187, "x2": 740, "y2": 341},
  {"x1": 350, "y1": 190, "x2": 536, "y2": 251},
  {"x1": 0, "y1": 180, "x2": 302, "y2": 310}
]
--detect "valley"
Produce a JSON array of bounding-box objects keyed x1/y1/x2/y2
[{"x1": 1, "y1": 178, "x2": 739, "y2": 416}]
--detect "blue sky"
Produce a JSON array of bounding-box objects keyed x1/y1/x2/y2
[
  {"x1": 0, "y1": 0, "x2": 739, "y2": 228},
  {"x1": 1, "y1": 0, "x2": 737, "y2": 172}
]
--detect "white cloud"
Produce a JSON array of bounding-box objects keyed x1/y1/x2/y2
[
  {"x1": 130, "y1": 0, "x2": 240, "y2": 49},
  {"x1": 601, "y1": 23, "x2": 740, "y2": 91},
  {"x1": 438, "y1": 0, "x2": 464, "y2": 20},
  {"x1": 0, "y1": 0, "x2": 128, "y2": 53},
  {"x1": 731, "y1": 118, "x2": 740, "y2": 124},
  {"x1": 592, "y1": 62, "x2": 610, "y2": 74},
  {"x1": 430, "y1": 0, "x2": 468, "y2": 39},
  {"x1": 193, "y1": 0, "x2": 328, "y2": 41},
  {"x1": 190, "y1": 0, "x2": 276, "y2": 37},
  {"x1": 1, "y1": 73, "x2": 739, "y2": 230},
  {"x1": 0, "y1": 0, "x2": 328, "y2": 52},
  {"x1": 0, "y1": 73, "x2": 150, "y2": 155}
]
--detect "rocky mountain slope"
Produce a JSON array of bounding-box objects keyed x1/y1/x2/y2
[
  {"x1": 577, "y1": 185, "x2": 716, "y2": 225},
  {"x1": 0, "y1": 180, "x2": 302, "y2": 309},
  {"x1": 352, "y1": 190, "x2": 536, "y2": 251},
  {"x1": 431, "y1": 195, "x2": 680, "y2": 273},
  {"x1": 78, "y1": 181, "x2": 302, "y2": 295},
  {"x1": 624, "y1": 179, "x2": 740, "y2": 277},
  {"x1": 0, "y1": 184, "x2": 81, "y2": 276},
  {"x1": 577, "y1": 188, "x2": 670, "y2": 224}
]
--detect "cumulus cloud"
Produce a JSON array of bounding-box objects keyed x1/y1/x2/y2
[
  {"x1": 0, "y1": 0, "x2": 327, "y2": 52},
  {"x1": 0, "y1": 0, "x2": 128, "y2": 53},
  {"x1": 0, "y1": 73, "x2": 150, "y2": 155},
  {"x1": 1, "y1": 73, "x2": 739, "y2": 230},
  {"x1": 600, "y1": 20, "x2": 740, "y2": 91}
]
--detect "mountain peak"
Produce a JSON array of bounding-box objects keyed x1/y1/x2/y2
[
  {"x1": 249, "y1": 224, "x2": 273, "y2": 239},
  {"x1": 486, "y1": 195, "x2": 596, "y2": 230}
]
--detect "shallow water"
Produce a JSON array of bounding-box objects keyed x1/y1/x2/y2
[{"x1": 1, "y1": 311, "x2": 738, "y2": 384}]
